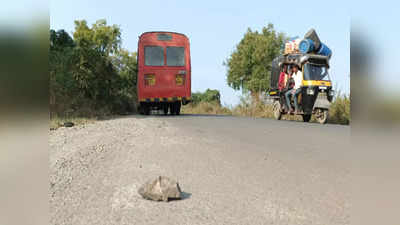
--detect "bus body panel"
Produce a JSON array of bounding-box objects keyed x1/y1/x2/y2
[{"x1": 137, "y1": 32, "x2": 191, "y2": 103}]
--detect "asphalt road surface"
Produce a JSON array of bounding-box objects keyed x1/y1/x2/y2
[{"x1": 50, "y1": 114, "x2": 350, "y2": 225}]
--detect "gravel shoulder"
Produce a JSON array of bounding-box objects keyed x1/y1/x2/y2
[{"x1": 50, "y1": 115, "x2": 350, "y2": 225}]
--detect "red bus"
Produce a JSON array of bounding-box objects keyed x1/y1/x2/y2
[{"x1": 137, "y1": 31, "x2": 191, "y2": 115}]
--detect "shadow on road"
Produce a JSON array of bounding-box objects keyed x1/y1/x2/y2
[
  {"x1": 181, "y1": 191, "x2": 192, "y2": 200},
  {"x1": 168, "y1": 191, "x2": 192, "y2": 202}
]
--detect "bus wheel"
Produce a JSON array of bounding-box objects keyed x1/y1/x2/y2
[
  {"x1": 273, "y1": 101, "x2": 282, "y2": 120},
  {"x1": 163, "y1": 104, "x2": 169, "y2": 115},
  {"x1": 316, "y1": 109, "x2": 328, "y2": 124},
  {"x1": 169, "y1": 103, "x2": 175, "y2": 115},
  {"x1": 143, "y1": 104, "x2": 150, "y2": 115},
  {"x1": 138, "y1": 106, "x2": 144, "y2": 115},
  {"x1": 302, "y1": 114, "x2": 311, "y2": 122},
  {"x1": 175, "y1": 102, "x2": 181, "y2": 115}
]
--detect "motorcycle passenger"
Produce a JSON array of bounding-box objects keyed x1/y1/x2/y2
[
  {"x1": 278, "y1": 65, "x2": 289, "y2": 111},
  {"x1": 285, "y1": 65, "x2": 303, "y2": 113},
  {"x1": 278, "y1": 64, "x2": 288, "y2": 91}
]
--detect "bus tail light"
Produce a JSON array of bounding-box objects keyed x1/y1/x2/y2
[
  {"x1": 176, "y1": 74, "x2": 185, "y2": 86},
  {"x1": 144, "y1": 74, "x2": 155, "y2": 86}
]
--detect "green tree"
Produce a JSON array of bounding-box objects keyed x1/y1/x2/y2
[
  {"x1": 111, "y1": 49, "x2": 138, "y2": 112},
  {"x1": 225, "y1": 23, "x2": 285, "y2": 99},
  {"x1": 72, "y1": 19, "x2": 122, "y2": 103},
  {"x1": 113, "y1": 49, "x2": 137, "y2": 87},
  {"x1": 50, "y1": 29, "x2": 75, "y2": 50},
  {"x1": 49, "y1": 29, "x2": 78, "y2": 113},
  {"x1": 73, "y1": 19, "x2": 121, "y2": 56}
]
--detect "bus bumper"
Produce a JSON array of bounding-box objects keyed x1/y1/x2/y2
[{"x1": 139, "y1": 96, "x2": 191, "y2": 104}]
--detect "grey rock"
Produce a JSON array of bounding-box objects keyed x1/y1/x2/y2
[
  {"x1": 138, "y1": 176, "x2": 182, "y2": 202},
  {"x1": 63, "y1": 122, "x2": 74, "y2": 127}
]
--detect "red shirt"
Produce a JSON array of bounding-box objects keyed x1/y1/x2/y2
[{"x1": 278, "y1": 72, "x2": 287, "y2": 91}]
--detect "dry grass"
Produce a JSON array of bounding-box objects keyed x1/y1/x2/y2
[
  {"x1": 50, "y1": 99, "x2": 131, "y2": 130},
  {"x1": 182, "y1": 102, "x2": 232, "y2": 115},
  {"x1": 328, "y1": 95, "x2": 350, "y2": 125},
  {"x1": 230, "y1": 97, "x2": 301, "y2": 121}
]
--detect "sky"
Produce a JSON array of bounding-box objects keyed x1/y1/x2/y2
[{"x1": 48, "y1": 0, "x2": 352, "y2": 105}]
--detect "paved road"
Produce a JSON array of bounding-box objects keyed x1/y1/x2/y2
[{"x1": 50, "y1": 114, "x2": 350, "y2": 225}]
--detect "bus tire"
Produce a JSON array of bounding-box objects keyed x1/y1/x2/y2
[
  {"x1": 143, "y1": 104, "x2": 150, "y2": 115},
  {"x1": 138, "y1": 106, "x2": 144, "y2": 115},
  {"x1": 163, "y1": 104, "x2": 169, "y2": 115},
  {"x1": 302, "y1": 114, "x2": 311, "y2": 122},
  {"x1": 176, "y1": 102, "x2": 181, "y2": 115},
  {"x1": 169, "y1": 103, "x2": 175, "y2": 115}
]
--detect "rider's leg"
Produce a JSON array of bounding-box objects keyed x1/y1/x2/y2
[
  {"x1": 293, "y1": 88, "x2": 302, "y2": 112},
  {"x1": 285, "y1": 90, "x2": 293, "y2": 111},
  {"x1": 281, "y1": 94, "x2": 287, "y2": 111}
]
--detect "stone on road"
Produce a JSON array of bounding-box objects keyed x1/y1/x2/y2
[{"x1": 138, "y1": 176, "x2": 182, "y2": 202}]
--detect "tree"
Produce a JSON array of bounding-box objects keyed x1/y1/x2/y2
[
  {"x1": 112, "y1": 49, "x2": 138, "y2": 88},
  {"x1": 225, "y1": 23, "x2": 286, "y2": 100},
  {"x1": 73, "y1": 19, "x2": 121, "y2": 56},
  {"x1": 111, "y1": 49, "x2": 138, "y2": 112},
  {"x1": 50, "y1": 29, "x2": 75, "y2": 51},
  {"x1": 49, "y1": 29, "x2": 78, "y2": 111},
  {"x1": 72, "y1": 19, "x2": 122, "y2": 102}
]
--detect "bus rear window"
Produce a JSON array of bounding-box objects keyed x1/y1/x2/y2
[
  {"x1": 166, "y1": 47, "x2": 185, "y2": 66},
  {"x1": 145, "y1": 46, "x2": 164, "y2": 66}
]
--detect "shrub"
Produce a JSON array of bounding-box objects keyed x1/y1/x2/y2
[
  {"x1": 191, "y1": 89, "x2": 221, "y2": 106},
  {"x1": 328, "y1": 95, "x2": 351, "y2": 125},
  {"x1": 182, "y1": 102, "x2": 232, "y2": 115}
]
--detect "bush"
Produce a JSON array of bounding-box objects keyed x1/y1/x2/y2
[
  {"x1": 230, "y1": 93, "x2": 276, "y2": 118},
  {"x1": 182, "y1": 102, "x2": 232, "y2": 115},
  {"x1": 191, "y1": 89, "x2": 221, "y2": 106},
  {"x1": 328, "y1": 95, "x2": 351, "y2": 125}
]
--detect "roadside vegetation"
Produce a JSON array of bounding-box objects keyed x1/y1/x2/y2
[
  {"x1": 50, "y1": 19, "x2": 137, "y2": 126},
  {"x1": 182, "y1": 89, "x2": 231, "y2": 115},
  {"x1": 327, "y1": 94, "x2": 350, "y2": 124}
]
